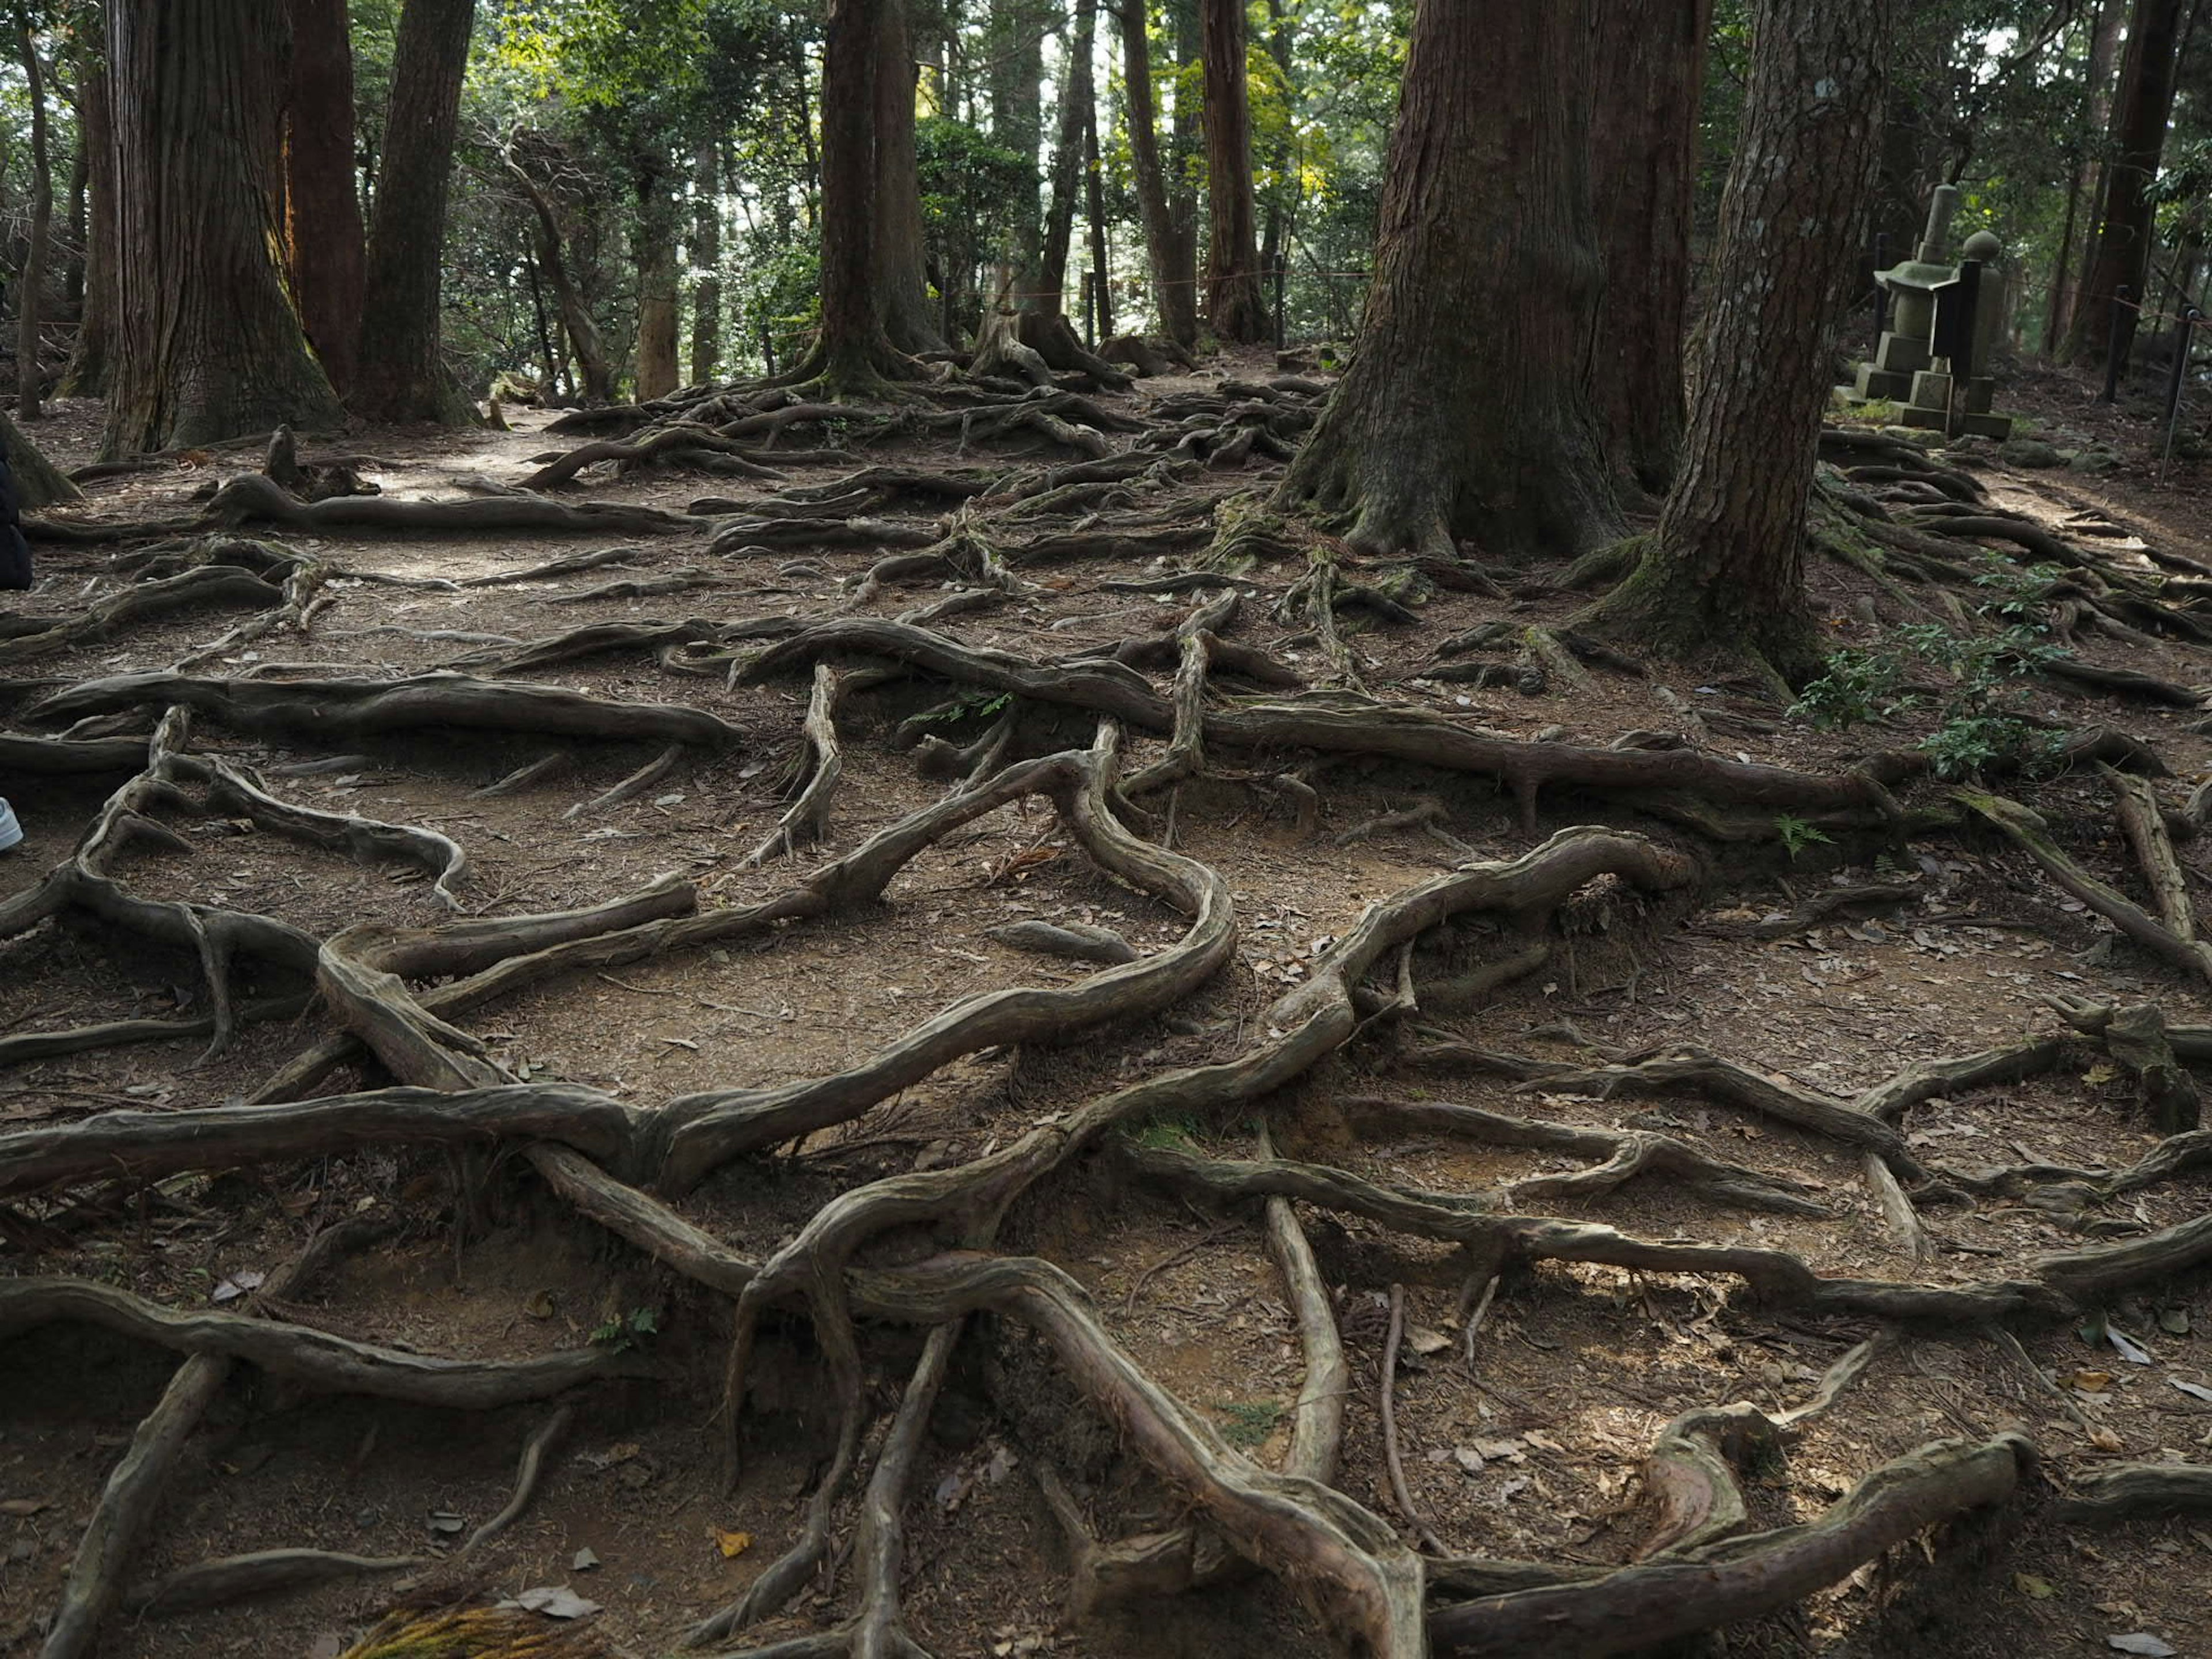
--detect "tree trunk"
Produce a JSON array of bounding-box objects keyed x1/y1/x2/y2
[
  {"x1": 58, "y1": 19, "x2": 113, "y2": 399},
  {"x1": 2046, "y1": 0, "x2": 2124, "y2": 353},
  {"x1": 17, "y1": 23, "x2": 54, "y2": 419},
  {"x1": 0, "y1": 406, "x2": 82, "y2": 509},
  {"x1": 1278, "y1": 0, "x2": 1621, "y2": 561},
  {"x1": 876, "y1": 0, "x2": 948, "y2": 354},
  {"x1": 2061, "y1": 0, "x2": 2186, "y2": 369},
  {"x1": 989, "y1": 0, "x2": 1046, "y2": 306},
  {"x1": 1586, "y1": 0, "x2": 1711, "y2": 495},
  {"x1": 688, "y1": 139, "x2": 722, "y2": 384},
  {"x1": 1199, "y1": 0, "x2": 1266, "y2": 342},
  {"x1": 1033, "y1": 0, "x2": 1097, "y2": 317},
  {"x1": 63, "y1": 107, "x2": 86, "y2": 313},
  {"x1": 1084, "y1": 85, "x2": 1112, "y2": 343},
  {"x1": 285, "y1": 0, "x2": 368, "y2": 395},
  {"x1": 632, "y1": 167, "x2": 680, "y2": 401},
  {"x1": 1587, "y1": 0, "x2": 1889, "y2": 672},
  {"x1": 812, "y1": 0, "x2": 916, "y2": 392},
  {"x1": 104, "y1": 0, "x2": 344, "y2": 455},
  {"x1": 1166, "y1": 0, "x2": 1200, "y2": 320},
  {"x1": 510, "y1": 161, "x2": 613, "y2": 404},
  {"x1": 352, "y1": 0, "x2": 476, "y2": 422},
  {"x1": 1119, "y1": 0, "x2": 1198, "y2": 348}
]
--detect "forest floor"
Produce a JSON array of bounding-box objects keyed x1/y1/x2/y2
[{"x1": 3, "y1": 351, "x2": 2212, "y2": 1659}]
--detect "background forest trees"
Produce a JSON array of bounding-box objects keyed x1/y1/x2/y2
[{"x1": 0, "y1": 0, "x2": 2195, "y2": 443}]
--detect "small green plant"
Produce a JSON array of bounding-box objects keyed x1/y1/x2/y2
[
  {"x1": 1214, "y1": 1399, "x2": 1284, "y2": 1449},
  {"x1": 1787, "y1": 646, "x2": 1916, "y2": 729},
  {"x1": 1774, "y1": 814, "x2": 1834, "y2": 859},
  {"x1": 1131, "y1": 1115, "x2": 1201, "y2": 1152},
  {"x1": 1968, "y1": 559, "x2": 2065, "y2": 621},
  {"x1": 914, "y1": 690, "x2": 1014, "y2": 726},
  {"x1": 590, "y1": 1306, "x2": 659, "y2": 1352}
]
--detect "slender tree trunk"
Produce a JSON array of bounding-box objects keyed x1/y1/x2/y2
[
  {"x1": 1033, "y1": 0, "x2": 1097, "y2": 317},
  {"x1": 1085, "y1": 71, "x2": 1112, "y2": 342},
  {"x1": 104, "y1": 0, "x2": 344, "y2": 454},
  {"x1": 17, "y1": 24, "x2": 54, "y2": 419},
  {"x1": 1588, "y1": 0, "x2": 1889, "y2": 672},
  {"x1": 285, "y1": 0, "x2": 368, "y2": 395},
  {"x1": 63, "y1": 115, "x2": 86, "y2": 312},
  {"x1": 58, "y1": 20, "x2": 113, "y2": 399},
  {"x1": 1166, "y1": 0, "x2": 1200, "y2": 319},
  {"x1": 510, "y1": 161, "x2": 612, "y2": 404},
  {"x1": 2047, "y1": 0, "x2": 2124, "y2": 352},
  {"x1": 2062, "y1": 0, "x2": 2186, "y2": 368},
  {"x1": 1586, "y1": 0, "x2": 1712, "y2": 495},
  {"x1": 877, "y1": 0, "x2": 948, "y2": 353},
  {"x1": 688, "y1": 139, "x2": 722, "y2": 384},
  {"x1": 1279, "y1": 0, "x2": 1621, "y2": 560},
  {"x1": 1256, "y1": 0, "x2": 1293, "y2": 325},
  {"x1": 1199, "y1": 0, "x2": 1265, "y2": 341},
  {"x1": 632, "y1": 165, "x2": 680, "y2": 400},
  {"x1": 524, "y1": 248, "x2": 565, "y2": 397},
  {"x1": 989, "y1": 0, "x2": 1046, "y2": 305},
  {"x1": 352, "y1": 0, "x2": 476, "y2": 422},
  {"x1": 1119, "y1": 0, "x2": 1198, "y2": 347}
]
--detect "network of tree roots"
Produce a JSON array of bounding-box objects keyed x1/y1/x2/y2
[{"x1": 4, "y1": 359, "x2": 2212, "y2": 1658}]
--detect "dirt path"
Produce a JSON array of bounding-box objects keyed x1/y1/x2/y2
[{"x1": 3, "y1": 368, "x2": 2211, "y2": 1659}]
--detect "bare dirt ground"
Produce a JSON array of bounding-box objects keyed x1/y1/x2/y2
[{"x1": 3, "y1": 355, "x2": 2212, "y2": 1659}]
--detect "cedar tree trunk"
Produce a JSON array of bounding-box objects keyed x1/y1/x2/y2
[
  {"x1": 876, "y1": 0, "x2": 949, "y2": 354},
  {"x1": 510, "y1": 159, "x2": 613, "y2": 404},
  {"x1": 1119, "y1": 0, "x2": 1198, "y2": 348},
  {"x1": 689, "y1": 139, "x2": 723, "y2": 384},
  {"x1": 1085, "y1": 88, "x2": 1113, "y2": 342},
  {"x1": 285, "y1": 0, "x2": 369, "y2": 395},
  {"x1": 17, "y1": 24, "x2": 54, "y2": 419},
  {"x1": 1587, "y1": 0, "x2": 1711, "y2": 494},
  {"x1": 59, "y1": 20, "x2": 113, "y2": 398},
  {"x1": 811, "y1": 0, "x2": 918, "y2": 392},
  {"x1": 1034, "y1": 0, "x2": 1099, "y2": 317},
  {"x1": 0, "y1": 407, "x2": 83, "y2": 509},
  {"x1": 1199, "y1": 0, "x2": 1266, "y2": 342},
  {"x1": 1585, "y1": 0, "x2": 1889, "y2": 672},
  {"x1": 2061, "y1": 0, "x2": 2186, "y2": 369},
  {"x1": 1279, "y1": 0, "x2": 1622, "y2": 560},
  {"x1": 104, "y1": 0, "x2": 344, "y2": 454},
  {"x1": 633, "y1": 178, "x2": 680, "y2": 400},
  {"x1": 989, "y1": 0, "x2": 1046, "y2": 304},
  {"x1": 353, "y1": 0, "x2": 476, "y2": 422},
  {"x1": 2046, "y1": 0, "x2": 2124, "y2": 352}
]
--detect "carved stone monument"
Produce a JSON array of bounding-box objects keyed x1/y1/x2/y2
[{"x1": 1848, "y1": 188, "x2": 2015, "y2": 440}]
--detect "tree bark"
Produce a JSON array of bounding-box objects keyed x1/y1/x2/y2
[
  {"x1": 811, "y1": 0, "x2": 918, "y2": 392},
  {"x1": 510, "y1": 159, "x2": 612, "y2": 405},
  {"x1": 632, "y1": 161, "x2": 680, "y2": 400},
  {"x1": 104, "y1": 0, "x2": 344, "y2": 455},
  {"x1": 1166, "y1": 0, "x2": 1200, "y2": 318},
  {"x1": 1586, "y1": 0, "x2": 1889, "y2": 672},
  {"x1": 352, "y1": 0, "x2": 476, "y2": 422},
  {"x1": 989, "y1": 0, "x2": 1047, "y2": 306},
  {"x1": 1587, "y1": 0, "x2": 1711, "y2": 495},
  {"x1": 688, "y1": 139, "x2": 722, "y2": 384},
  {"x1": 2061, "y1": 0, "x2": 2187, "y2": 369},
  {"x1": 17, "y1": 22, "x2": 54, "y2": 419},
  {"x1": 284, "y1": 0, "x2": 368, "y2": 396},
  {"x1": 1278, "y1": 0, "x2": 1622, "y2": 561},
  {"x1": 2046, "y1": 0, "x2": 2124, "y2": 353},
  {"x1": 1034, "y1": 0, "x2": 1098, "y2": 317},
  {"x1": 1199, "y1": 0, "x2": 1266, "y2": 342},
  {"x1": 876, "y1": 0, "x2": 948, "y2": 354},
  {"x1": 58, "y1": 18, "x2": 113, "y2": 399},
  {"x1": 1084, "y1": 83, "x2": 1113, "y2": 343},
  {"x1": 1118, "y1": 0, "x2": 1198, "y2": 348}
]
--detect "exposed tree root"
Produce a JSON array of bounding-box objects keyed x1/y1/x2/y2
[{"x1": 124, "y1": 1550, "x2": 426, "y2": 1618}]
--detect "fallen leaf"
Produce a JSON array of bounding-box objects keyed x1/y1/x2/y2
[
  {"x1": 2070, "y1": 1370, "x2": 2113, "y2": 1393},
  {"x1": 514, "y1": 1585, "x2": 601, "y2": 1619},
  {"x1": 2088, "y1": 1427, "x2": 2126, "y2": 1452},
  {"x1": 2107, "y1": 1328, "x2": 2155, "y2": 1365},
  {"x1": 2015, "y1": 1573, "x2": 2056, "y2": 1599},
  {"x1": 1406, "y1": 1325, "x2": 1451, "y2": 1356},
  {"x1": 572, "y1": 1547, "x2": 600, "y2": 1571},
  {"x1": 2158, "y1": 1308, "x2": 2191, "y2": 1336},
  {"x1": 2170, "y1": 1380, "x2": 2212, "y2": 1404},
  {"x1": 308, "y1": 1635, "x2": 347, "y2": 1659},
  {"x1": 712, "y1": 1527, "x2": 752, "y2": 1559},
  {"x1": 0, "y1": 1498, "x2": 48, "y2": 1517},
  {"x1": 1522, "y1": 1430, "x2": 1567, "y2": 1453},
  {"x1": 211, "y1": 1270, "x2": 266, "y2": 1304},
  {"x1": 1453, "y1": 1448, "x2": 1484, "y2": 1475},
  {"x1": 427, "y1": 1512, "x2": 466, "y2": 1535},
  {"x1": 525, "y1": 1290, "x2": 555, "y2": 1320},
  {"x1": 2082, "y1": 1064, "x2": 2119, "y2": 1086},
  {"x1": 2107, "y1": 1635, "x2": 2176, "y2": 1657}
]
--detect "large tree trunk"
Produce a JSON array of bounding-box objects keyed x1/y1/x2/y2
[
  {"x1": 104, "y1": 0, "x2": 344, "y2": 455},
  {"x1": 1587, "y1": 0, "x2": 1889, "y2": 672},
  {"x1": 17, "y1": 22, "x2": 54, "y2": 419},
  {"x1": 1199, "y1": 0, "x2": 1266, "y2": 342},
  {"x1": 351, "y1": 0, "x2": 476, "y2": 422},
  {"x1": 0, "y1": 407, "x2": 82, "y2": 510},
  {"x1": 688, "y1": 139, "x2": 722, "y2": 384},
  {"x1": 2046, "y1": 0, "x2": 2124, "y2": 354},
  {"x1": 812, "y1": 0, "x2": 917, "y2": 392},
  {"x1": 2061, "y1": 0, "x2": 2187, "y2": 369},
  {"x1": 632, "y1": 161, "x2": 680, "y2": 400},
  {"x1": 988, "y1": 0, "x2": 1046, "y2": 306},
  {"x1": 1166, "y1": 0, "x2": 1200, "y2": 321},
  {"x1": 1033, "y1": 0, "x2": 1097, "y2": 318},
  {"x1": 1586, "y1": 0, "x2": 1711, "y2": 495},
  {"x1": 1118, "y1": 0, "x2": 1198, "y2": 349},
  {"x1": 1278, "y1": 0, "x2": 1620, "y2": 561},
  {"x1": 285, "y1": 0, "x2": 368, "y2": 395},
  {"x1": 58, "y1": 20, "x2": 113, "y2": 399},
  {"x1": 876, "y1": 0, "x2": 948, "y2": 354}
]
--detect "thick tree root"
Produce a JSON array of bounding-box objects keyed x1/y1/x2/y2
[{"x1": 123, "y1": 1550, "x2": 426, "y2": 1618}]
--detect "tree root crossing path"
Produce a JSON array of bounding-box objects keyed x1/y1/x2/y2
[{"x1": 5, "y1": 374, "x2": 2212, "y2": 1658}]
